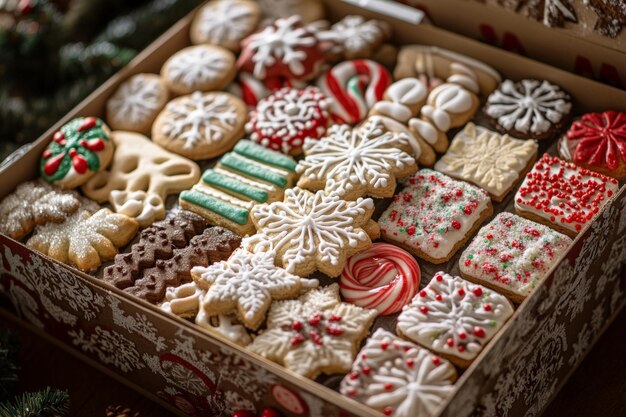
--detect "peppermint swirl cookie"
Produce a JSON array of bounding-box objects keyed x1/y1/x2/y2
[{"x1": 484, "y1": 79, "x2": 572, "y2": 140}]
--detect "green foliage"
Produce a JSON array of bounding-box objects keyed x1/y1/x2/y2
[{"x1": 0, "y1": 388, "x2": 70, "y2": 417}]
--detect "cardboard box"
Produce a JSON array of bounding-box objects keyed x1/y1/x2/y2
[{"x1": 1, "y1": 2, "x2": 625, "y2": 416}]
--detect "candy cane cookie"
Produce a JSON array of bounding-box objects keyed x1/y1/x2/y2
[
  {"x1": 317, "y1": 59, "x2": 392, "y2": 125},
  {"x1": 340, "y1": 243, "x2": 421, "y2": 315}
]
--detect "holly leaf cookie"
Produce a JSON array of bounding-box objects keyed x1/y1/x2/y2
[{"x1": 247, "y1": 284, "x2": 377, "y2": 379}]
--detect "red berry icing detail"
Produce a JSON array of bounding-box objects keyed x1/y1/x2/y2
[
  {"x1": 566, "y1": 110, "x2": 626, "y2": 170},
  {"x1": 383, "y1": 407, "x2": 393, "y2": 416},
  {"x1": 473, "y1": 287, "x2": 483, "y2": 297},
  {"x1": 474, "y1": 327, "x2": 486, "y2": 338},
  {"x1": 43, "y1": 152, "x2": 66, "y2": 176},
  {"x1": 78, "y1": 116, "x2": 97, "y2": 132}
]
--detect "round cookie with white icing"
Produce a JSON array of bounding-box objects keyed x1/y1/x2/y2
[
  {"x1": 190, "y1": 0, "x2": 260, "y2": 52},
  {"x1": 152, "y1": 91, "x2": 247, "y2": 160},
  {"x1": 484, "y1": 79, "x2": 572, "y2": 141},
  {"x1": 106, "y1": 73, "x2": 169, "y2": 134},
  {"x1": 161, "y1": 45, "x2": 236, "y2": 95}
]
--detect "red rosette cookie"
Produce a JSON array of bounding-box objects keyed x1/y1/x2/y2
[
  {"x1": 340, "y1": 243, "x2": 420, "y2": 315},
  {"x1": 237, "y1": 15, "x2": 325, "y2": 81},
  {"x1": 559, "y1": 110, "x2": 626, "y2": 180},
  {"x1": 246, "y1": 86, "x2": 331, "y2": 155}
]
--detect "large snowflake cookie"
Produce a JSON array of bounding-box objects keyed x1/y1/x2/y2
[
  {"x1": 247, "y1": 188, "x2": 379, "y2": 277},
  {"x1": 152, "y1": 91, "x2": 246, "y2": 160},
  {"x1": 484, "y1": 79, "x2": 572, "y2": 141},
  {"x1": 247, "y1": 284, "x2": 377, "y2": 379},
  {"x1": 296, "y1": 118, "x2": 418, "y2": 200},
  {"x1": 246, "y1": 86, "x2": 331, "y2": 155},
  {"x1": 237, "y1": 15, "x2": 325, "y2": 80},
  {"x1": 397, "y1": 272, "x2": 514, "y2": 368},
  {"x1": 559, "y1": 110, "x2": 626, "y2": 180},
  {"x1": 379, "y1": 170, "x2": 492, "y2": 264},
  {"x1": 161, "y1": 45, "x2": 236, "y2": 95},
  {"x1": 340, "y1": 328, "x2": 457, "y2": 417},
  {"x1": 514, "y1": 154, "x2": 619, "y2": 237},
  {"x1": 192, "y1": 248, "x2": 318, "y2": 330},
  {"x1": 460, "y1": 212, "x2": 572, "y2": 303},
  {"x1": 190, "y1": 0, "x2": 260, "y2": 52},
  {"x1": 434, "y1": 123, "x2": 538, "y2": 201},
  {"x1": 317, "y1": 15, "x2": 391, "y2": 60},
  {"x1": 105, "y1": 73, "x2": 169, "y2": 134},
  {"x1": 40, "y1": 116, "x2": 114, "y2": 189}
]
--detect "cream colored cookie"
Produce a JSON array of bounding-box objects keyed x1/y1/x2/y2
[
  {"x1": 257, "y1": 0, "x2": 325, "y2": 25},
  {"x1": 152, "y1": 91, "x2": 247, "y2": 160},
  {"x1": 161, "y1": 45, "x2": 236, "y2": 95},
  {"x1": 105, "y1": 73, "x2": 169, "y2": 134},
  {"x1": 317, "y1": 15, "x2": 391, "y2": 61}
]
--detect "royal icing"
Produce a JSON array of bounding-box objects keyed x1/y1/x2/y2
[
  {"x1": 106, "y1": 74, "x2": 167, "y2": 128},
  {"x1": 379, "y1": 170, "x2": 491, "y2": 261},
  {"x1": 246, "y1": 87, "x2": 331, "y2": 154},
  {"x1": 421, "y1": 83, "x2": 475, "y2": 132},
  {"x1": 460, "y1": 212, "x2": 572, "y2": 300},
  {"x1": 340, "y1": 328, "x2": 457, "y2": 417},
  {"x1": 296, "y1": 118, "x2": 417, "y2": 199},
  {"x1": 317, "y1": 15, "x2": 390, "y2": 59},
  {"x1": 514, "y1": 154, "x2": 619, "y2": 234},
  {"x1": 397, "y1": 272, "x2": 514, "y2": 363},
  {"x1": 317, "y1": 59, "x2": 392, "y2": 124},
  {"x1": 371, "y1": 78, "x2": 427, "y2": 123},
  {"x1": 248, "y1": 188, "x2": 375, "y2": 277},
  {"x1": 192, "y1": 0, "x2": 259, "y2": 49},
  {"x1": 564, "y1": 110, "x2": 626, "y2": 171},
  {"x1": 164, "y1": 45, "x2": 233, "y2": 90},
  {"x1": 485, "y1": 79, "x2": 571, "y2": 136},
  {"x1": 434, "y1": 123, "x2": 538, "y2": 198},
  {"x1": 110, "y1": 190, "x2": 165, "y2": 228},
  {"x1": 247, "y1": 284, "x2": 377, "y2": 379},
  {"x1": 340, "y1": 243, "x2": 420, "y2": 315}
]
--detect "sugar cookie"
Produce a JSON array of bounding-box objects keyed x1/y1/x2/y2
[{"x1": 317, "y1": 15, "x2": 391, "y2": 61}]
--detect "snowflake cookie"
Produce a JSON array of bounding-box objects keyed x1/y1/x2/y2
[
  {"x1": 152, "y1": 91, "x2": 247, "y2": 160},
  {"x1": 192, "y1": 248, "x2": 319, "y2": 330},
  {"x1": 340, "y1": 328, "x2": 457, "y2": 417},
  {"x1": 434, "y1": 123, "x2": 538, "y2": 201},
  {"x1": 247, "y1": 284, "x2": 377, "y2": 379},
  {"x1": 317, "y1": 15, "x2": 391, "y2": 60},
  {"x1": 484, "y1": 79, "x2": 572, "y2": 141},
  {"x1": 296, "y1": 118, "x2": 418, "y2": 200},
  {"x1": 379, "y1": 169, "x2": 492, "y2": 264},
  {"x1": 460, "y1": 212, "x2": 572, "y2": 303},
  {"x1": 161, "y1": 45, "x2": 236, "y2": 95},
  {"x1": 397, "y1": 272, "x2": 514, "y2": 368},
  {"x1": 190, "y1": 0, "x2": 261, "y2": 52},
  {"x1": 514, "y1": 154, "x2": 619, "y2": 237},
  {"x1": 105, "y1": 73, "x2": 169, "y2": 134},
  {"x1": 247, "y1": 188, "x2": 379, "y2": 277}
]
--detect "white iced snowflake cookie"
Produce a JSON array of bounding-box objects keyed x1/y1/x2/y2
[
  {"x1": 247, "y1": 284, "x2": 377, "y2": 379},
  {"x1": 190, "y1": 0, "x2": 260, "y2": 52},
  {"x1": 434, "y1": 123, "x2": 538, "y2": 202},
  {"x1": 105, "y1": 73, "x2": 169, "y2": 134},
  {"x1": 317, "y1": 15, "x2": 391, "y2": 60},
  {"x1": 340, "y1": 328, "x2": 457, "y2": 417},
  {"x1": 152, "y1": 91, "x2": 247, "y2": 160},
  {"x1": 161, "y1": 45, "x2": 236, "y2": 95},
  {"x1": 296, "y1": 118, "x2": 418, "y2": 200},
  {"x1": 191, "y1": 248, "x2": 319, "y2": 330},
  {"x1": 484, "y1": 79, "x2": 572, "y2": 140},
  {"x1": 397, "y1": 272, "x2": 514, "y2": 368},
  {"x1": 246, "y1": 188, "x2": 379, "y2": 277}
]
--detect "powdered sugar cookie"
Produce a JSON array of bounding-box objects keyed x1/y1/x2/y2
[
  {"x1": 296, "y1": 118, "x2": 417, "y2": 200},
  {"x1": 105, "y1": 73, "x2": 169, "y2": 134},
  {"x1": 246, "y1": 87, "x2": 331, "y2": 155},
  {"x1": 340, "y1": 328, "x2": 457, "y2": 417},
  {"x1": 27, "y1": 209, "x2": 138, "y2": 273},
  {"x1": 514, "y1": 154, "x2": 619, "y2": 237},
  {"x1": 559, "y1": 110, "x2": 626, "y2": 180},
  {"x1": 434, "y1": 123, "x2": 538, "y2": 202},
  {"x1": 460, "y1": 213, "x2": 572, "y2": 303},
  {"x1": 40, "y1": 117, "x2": 114, "y2": 189},
  {"x1": 247, "y1": 188, "x2": 378, "y2": 277},
  {"x1": 257, "y1": 0, "x2": 325, "y2": 25},
  {"x1": 247, "y1": 284, "x2": 377, "y2": 379},
  {"x1": 397, "y1": 272, "x2": 514, "y2": 368},
  {"x1": 379, "y1": 170, "x2": 493, "y2": 264},
  {"x1": 317, "y1": 15, "x2": 391, "y2": 61},
  {"x1": 190, "y1": 0, "x2": 260, "y2": 52},
  {"x1": 161, "y1": 45, "x2": 236, "y2": 95},
  {"x1": 152, "y1": 91, "x2": 247, "y2": 160},
  {"x1": 238, "y1": 15, "x2": 325, "y2": 81},
  {"x1": 484, "y1": 79, "x2": 572, "y2": 141}
]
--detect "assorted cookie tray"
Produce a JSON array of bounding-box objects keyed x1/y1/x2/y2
[{"x1": 1, "y1": 1, "x2": 625, "y2": 417}]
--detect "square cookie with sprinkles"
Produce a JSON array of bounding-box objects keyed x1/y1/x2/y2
[
  {"x1": 514, "y1": 154, "x2": 619, "y2": 237},
  {"x1": 379, "y1": 169, "x2": 492, "y2": 264},
  {"x1": 459, "y1": 212, "x2": 572, "y2": 303}
]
